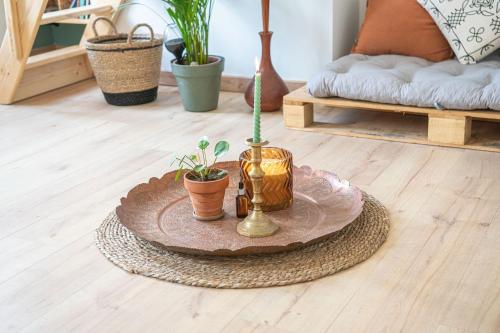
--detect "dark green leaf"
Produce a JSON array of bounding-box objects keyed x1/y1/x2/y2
[
  {"x1": 193, "y1": 164, "x2": 205, "y2": 173},
  {"x1": 214, "y1": 140, "x2": 229, "y2": 157},
  {"x1": 197, "y1": 136, "x2": 209, "y2": 150}
]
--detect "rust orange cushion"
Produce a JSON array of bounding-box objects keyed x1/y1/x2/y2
[{"x1": 352, "y1": 0, "x2": 454, "y2": 62}]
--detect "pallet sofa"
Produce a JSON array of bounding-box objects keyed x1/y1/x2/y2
[
  {"x1": 284, "y1": 53, "x2": 500, "y2": 152},
  {"x1": 283, "y1": 1, "x2": 500, "y2": 153}
]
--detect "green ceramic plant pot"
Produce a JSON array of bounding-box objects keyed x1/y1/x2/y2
[{"x1": 171, "y1": 56, "x2": 225, "y2": 112}]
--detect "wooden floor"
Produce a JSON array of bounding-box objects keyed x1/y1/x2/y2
[{"x1": 1, "y1": 80, "x2": 499, "y2": 333}]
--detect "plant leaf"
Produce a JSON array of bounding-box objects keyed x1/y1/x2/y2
[
  {"x1": 197, "y1": 136, "x2": 209, "y2": 150},
  {"x1": 193, "y1": 164, "x2": 205, "y2": 173},
  {"x1": 188, "y1": 154, "x2": 197, "y2": 162},
  {"x1": 162, "y1": 0, "x2": 214, "y2": 64},
  {"x1": 175, "y1": 166, "x2": 184, "y2": 182},
  {"x1": 169, "y1": 156, "x2": 179, "y2": 167},
  {"x1": 214, "y1": 140, "x2": 229, "y2": 157}
]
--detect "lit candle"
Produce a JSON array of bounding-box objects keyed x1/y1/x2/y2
[
  {"x1": 253, "y1": 57, "x2": 261, "y2": 143},
  {"x1": 262, "y1": 161, "x2": 288, "y2": 186}
]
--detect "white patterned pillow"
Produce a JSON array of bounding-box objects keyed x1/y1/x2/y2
[{"x1": 417, "y1": 0, "x2": 500, "y2": 64}]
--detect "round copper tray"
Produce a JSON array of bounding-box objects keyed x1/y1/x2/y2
[{"x1": 116, "y1": 161, "x2": 364, "y2": 256}]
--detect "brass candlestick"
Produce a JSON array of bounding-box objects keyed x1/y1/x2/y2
[{"x1": 237, "y1": 139, "x2": 279, "y2": 238}]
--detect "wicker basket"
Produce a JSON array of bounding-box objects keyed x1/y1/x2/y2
[{"x1": 86, "y1": 17, "x2": 164, "y2": 106}]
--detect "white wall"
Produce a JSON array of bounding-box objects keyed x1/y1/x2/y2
[
  {"x1": 0, "y1": 0, "x2": 362, "y2": 81},
  {"x1": 116, "y1": 0, "x2": 335, "y2": 81},
  {"x1": 0, "y1": 0, "x2": 6, "y2": 43},
  {"x1": 332, "y1": 0, "x2": 365, "y2": 60}
]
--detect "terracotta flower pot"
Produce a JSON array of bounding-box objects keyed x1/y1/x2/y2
[{"x1": 184, "y1": 172, "x2": 230, "y2": 221}]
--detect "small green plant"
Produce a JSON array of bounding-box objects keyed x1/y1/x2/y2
[
  {"x1": 172, "y1": 136, "x2": 229, "y2": 182},
  {"x1": 161, "y1": 0, "x2": 215, "y2": 65}
]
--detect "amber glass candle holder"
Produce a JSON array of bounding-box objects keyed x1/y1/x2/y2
[{"x1": 239, "y1": 147, "x2": 293, "y2": 212}]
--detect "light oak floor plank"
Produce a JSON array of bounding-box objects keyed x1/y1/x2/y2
[{"x1": 0, "y1": 80, "x2": 499, "y2": 333}]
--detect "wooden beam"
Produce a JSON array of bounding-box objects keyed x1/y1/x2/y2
[
  {"x1": 284, "y1": 86, "x2": 500, "y2": 121},
  {"x1": 40, "y1": 4, "x2": 113, "y2": 25},
  {"x1": 4, "y1": 0, "x2": 23, "y2": 60},
  {"x1": 14, "y1": 55, "x2": 93, "y2": 102},
  {"x1": 283, "y1": 103, "x2": 314, "y2": 128},
  {"x1": 26, "y1": 45, "x2": 87, "y2": 70},
  {"x1": 0, "y1": 0, "x2": 48, "y2": 104},
  {"x1": 428, "y1": 115, "x2": 472, "y2": 145},
  {"x1": 54, "y1": 18, "x2": 90, "y2": 25}
]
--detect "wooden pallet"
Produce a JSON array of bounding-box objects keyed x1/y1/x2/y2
[
  {"x1": 0, "y1": 0, "x2": 123, "y2": 104},
  {"x1": 283, "y1": 86, "x2": 500, "y2": 153}
]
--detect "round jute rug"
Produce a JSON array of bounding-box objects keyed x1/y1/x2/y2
[{"x1": 95, "y1": 192, "x2": 390, "y2": 289}]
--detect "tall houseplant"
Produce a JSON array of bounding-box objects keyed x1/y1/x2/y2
[{"x1": 162, "y1": 0, "x2": 224, "y2": 112}]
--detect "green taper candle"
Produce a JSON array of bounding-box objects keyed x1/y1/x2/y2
[{"x1": 253, "y1": 70, "x2": 262, "y2": 143}]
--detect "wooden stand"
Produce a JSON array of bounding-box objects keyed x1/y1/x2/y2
[
  {"x1": 283, "y1": 87, "x2": 500, "y2": 153},
  {"x1": 0, "y1": 0, "x2": 123, "y2": 104}
]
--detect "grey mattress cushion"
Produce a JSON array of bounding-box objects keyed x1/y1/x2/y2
[{"x1": 307, "y1": 53, "x2": 500, "y2": 111}]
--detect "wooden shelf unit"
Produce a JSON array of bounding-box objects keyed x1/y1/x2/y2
[
  {"x1": 283, "y1": 86, "x2": 500, "y2": 153},
  {"x1": 0, "y1": 0, "x2": 124, "y2": 104}
]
